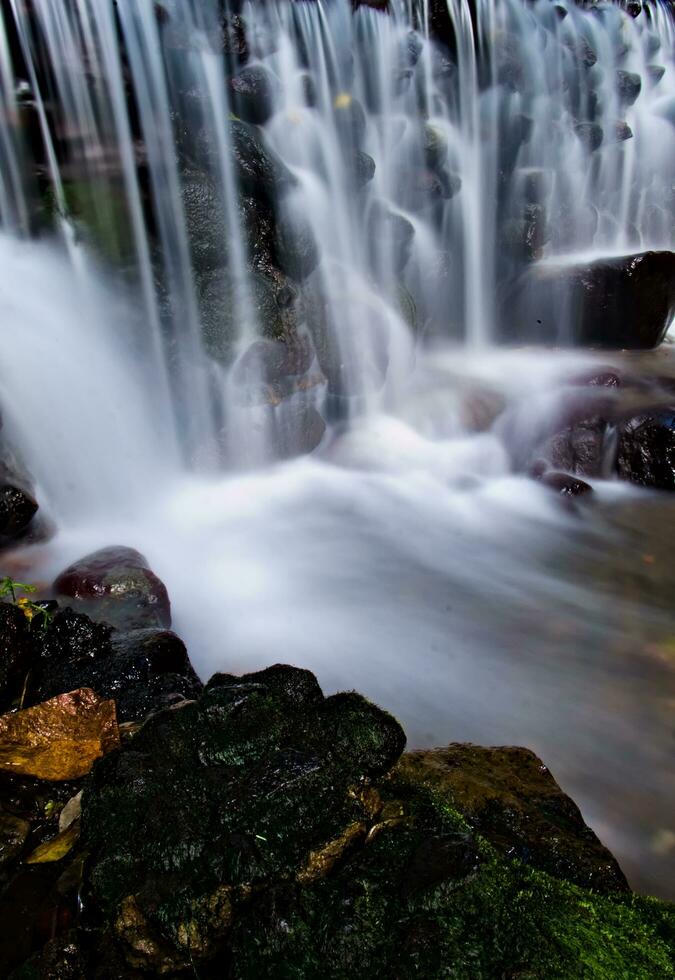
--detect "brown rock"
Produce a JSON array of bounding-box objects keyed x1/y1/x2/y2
[
  {"x1": 395, "y1": 744, "x2": 628, "y2": 893},
  {"x1": 0, "y1": 689, "x2": 119, "y2": 781}
]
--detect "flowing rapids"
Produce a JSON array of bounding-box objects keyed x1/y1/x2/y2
[{"x1": 0, "y1": 0, "x2": 674, "y2": 899}]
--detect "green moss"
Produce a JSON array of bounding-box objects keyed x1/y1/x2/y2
[
  {"x1": 228, "y1": 777, "x2": 675, "y2": 979},
  {"x1": 44, "y1": 178, "x2": 136, "y2": 264}
]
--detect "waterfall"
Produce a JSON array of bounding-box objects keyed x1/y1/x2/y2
[{"x1": 0, "y1": 0, "x2": 672, "y2": 471}]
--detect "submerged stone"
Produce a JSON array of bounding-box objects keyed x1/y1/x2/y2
[{"x1": 53, "y1": 547, "x2": 171, "y2": 632}]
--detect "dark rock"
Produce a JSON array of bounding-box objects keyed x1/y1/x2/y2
[
  {"x1": 0, "y1": 485, "x2": 38, "y2": 539},
  {"x1": 395, "y1": 744, "x2": 628, "y2": 893},
  {"x1": 351, "y1": 149, "x2": 376, "y2": 189},
  {"x1": 506, "y1": 251, "x2": 675, "y2": 349},
  {"x1": 574, "y1": 121, "x2": 603, "y2": 152},
  {"x1": 616, "y1": 69, "x2": 641, "y2": 105},
  {"x1": 230, "y1": 65, "x2": 280, "y2": 126},
  {"x1": 611, "y1": 120, "x2": 633, "y2": 143},
  {"x1": 30, "y1": 612, "x2": 202, "y2": 723},
  {"x1": 538, "y1": 471, "x2": 594, "y2": 497},
  {"x1": 81, "y1": 668, "x2": 405, "y2": 969},
  {"x1": 0, "y1": 602, "x2": 35, "y2": 709},
  {"x1": 500, "y1": 203, "x2": 549, "y2": 262},
  {"x1": 230, "y1": 120, "x2": 295, "y2": 203},
  {"x1": 546, "y1": 419, "x2": 607, "y2": 477},
  {"x1": 272, "y1": 401, "x2": 326, "y2": 459},
  {"x1": 616, "y1": 408, "x2": 675, "y2": 490},
  {"x1": 275, "y1": 211, "x2": 320, "y2": 281},
  {"x1": 563, "y1": 34, "x2": 597, "y2": 70},
  {"x1": 404, "y1": 167, "x2": 461, "y2": 211},
  {"x1": 180, "y1": 173, "x2": 228, "y2": 274},
  {"x1": 423, "y1": 123, "x2": 448, "y2": 170},
  {"x1": 0, "y1": 807, "x2": 30, "y2": 872},
  {"x1": 568, "y1": 368, "x2": 622, "y2": 388},
  {"x1": 646, "y1": 64, "x2": 666, "y2": 85},
  {"x1": 220, "y1": 14, "x2": 249, "y2": 66},
  {"x1": 200, "y1": 267, "x2": 302, "y2": 365},
  {"x1": 233, "y1": 336, "x2": 313, "y2": 386},
  {"x1": 333, "y1": 96, "x2": 366, "y2": 147},
  {"x1": 367, "y1": 203, "x2": 415, "y2": 274},
  {"x1": 53, "y1": 547, "x2": 171, "y2": 631}
]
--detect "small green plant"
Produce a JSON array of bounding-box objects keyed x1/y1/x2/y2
[{"x1": 0, "y1": 576, "x2": 53, "y2": 630}]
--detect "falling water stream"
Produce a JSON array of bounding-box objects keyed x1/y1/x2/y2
[{"x1": 0, "y1": 0, "x2": 674, "y2": 898}]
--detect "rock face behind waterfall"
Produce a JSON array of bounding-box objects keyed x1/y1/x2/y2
[{"x1": 505, "y1": 251, "x2": 675, "y2": 348}]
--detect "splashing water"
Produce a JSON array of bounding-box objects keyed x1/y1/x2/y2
[{"x1": 0, "y1": 0, "x2": 674, "y2": 898}]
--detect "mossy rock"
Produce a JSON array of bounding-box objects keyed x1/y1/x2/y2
[{"x1": 80, "y1": 666, "x2": 405, "y2": 969}]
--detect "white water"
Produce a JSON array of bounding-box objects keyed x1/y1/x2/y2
[
  {"x1": 1, "y1": 0, "x2": 675, "y2": 899},
  {"x1": 1, "y1": 235, "x2": 675, "y2": 897}
]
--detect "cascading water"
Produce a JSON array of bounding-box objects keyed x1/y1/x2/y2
[{"x1": 0, "y1": 0, "x2": 674, "y2": 898}]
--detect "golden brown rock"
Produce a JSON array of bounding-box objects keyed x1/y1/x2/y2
[
  {"x1": 0, "y1": 689, "x2": 119, "y2": 780},
  {"x1": 25, "y1": 821, "x2": 80, "y2": 864},
  {"x1": 296, "y1": 821, "x2": 367, "y2": 885}
]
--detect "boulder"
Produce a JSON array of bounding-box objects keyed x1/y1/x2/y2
[
  {"x1": 30, "y1": 610, "x2": 202, "y2": 723},
  {"x1": 616, "y1": 408, "x2": 675, "y2": 490},
  {"x1": 230, "y1": 120, "x2": 295, "y2": 203},
  {"x1": 180, "y1": 173, "x2": 228, "y2": 274},
  {"x1": 367, "y1": 203, "x2": 415, "y2": 274},
  {"x1": 615, "y1": 69, "x2": 641, "y2": 106},
  {"x1": 395, "y1": 744, "x2": 627, "y2": 892},
  {"x1": 53, "y1": 546, "x2": 171, "y2": 631},
  {"x1": 81, "y1": 666, "x2": 405, "y2": 969},
  {"x1": 351, "y1": 150, "x2": 376, "y2": 189},
  {"x1": 574, "y1": 121, "x2": 603, "y2": 152},
  {"x1": 0, "y1": 485, "x2": 38, "y2": 541},
  {"x1": 271, "y1": 401, "x2": 326, "y2": 459},
  {"x1": 230, "y1": 65, "x2": 280, "y2": 126},
  {"x1": 274, "y1": 211, "x2": 320, "y2": 281},
  {"x1": 233, "y1": 336, "x2": 313, "y2": 386},
  {"x1": 505, "y1": 251, "x2": 675, "y2": 348}
]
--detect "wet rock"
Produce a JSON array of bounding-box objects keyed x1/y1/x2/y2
[
  {"x1": 272, "y1": 402, "x2": 326, "y2": 459},
  {"x1": 81, "y1": 666, "x2": 405, "y2": 968},
  {"x1": 233, "y1": 336, "x2": 313, "y2": 386},
  {"x1": 180, "y1": 173, "x2": 228, "y2": 274},
  {"x1": 423, "y1": 123, "x2": 448, "y2": 170},
  {"x1": 230, "y1": 120, "x2": 296, "y2": 203},
  {"x1": 31, "y1": 612, "x2": 202, "y2": 723},
  {"x1": 646, "y1": 64, "x2": 665, "y2": 85},
  {"x1": 538, "y1": 470, "x2": 594, "y2": 497},
  {"x1": 333, "y1": 95, "x2": 367, "y2": 147},
  {"x1": 221, "y1": 14, "x2": 249, "y2": 65},
  {"x1": 507, "y1": 250, "x2": 675, "y2": 348},
  {"x1": 9, "y1": 931, "x2": 87, "y2": 980},
  {"x1": 0, "y1": 602, "x2": 35, "y2": 710},
  {"x1": 0, "y1": 689, "x2": 119, "y2": 781},
  {"x1": 230, "y1": 65, "x2": 280, "y2": 126},
  {"x1": 574, "y1": 121, "x2": 603, "y2": 152},
  {"x1": 275, "y1": 211, "x2": 320, "y2": 281},
  {"x1": 0, "y1": 807, "x2": 30, "y2": 870},
  {"x1": 200, "y1": 266, "x2": 302, "y2": 365},
  {"x1": 616, "y1": 69, "x2": 641, "y2": 106},
  {"x1": 0, "y1": 485, "x2": 38, "y2": 541},
  {"x1": 611, "y1": 120, "x2": 633, "y2": 143},
  {"x1": 396, "y1": 744, "x2": 628, "y2": 892},
  {"x1": 500, "y1": 203, "x2": 549, "y2": 262},
  {"x1": 351, "y1": 149, "x2": 376, "y2": 189},
  {"x1": 616, "y1": 408, "x2": 675, "y2": 490},
  {"x1": 546, "y1": 418, "x2": 607, "y2": 477},
  {"x1": 53, "y1": 546, "x2": 171, "y2": 631},
  {"x1": 563, "y1": 34, "x2": 597, "y2": 70},
  {"x1": 367, "y1": 203, "x2": 415, "y2": 274},
  {"x1": 405, "y1": 167, "x2": 461, "y2": 212}
]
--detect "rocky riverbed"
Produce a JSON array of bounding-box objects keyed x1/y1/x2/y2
[{"x1": 0, "y1": 550, "x2": 673, "y2": 977}]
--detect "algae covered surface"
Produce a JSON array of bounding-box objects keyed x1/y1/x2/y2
[{"x1": 67, "y1": 664, "x2": 675, "y2": 979}]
